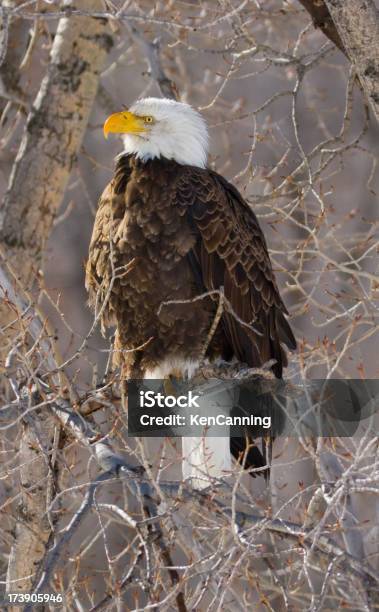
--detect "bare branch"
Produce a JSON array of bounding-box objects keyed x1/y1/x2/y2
[{"x1": 129, "y1": 26, "x2": 179, "y2": 100}]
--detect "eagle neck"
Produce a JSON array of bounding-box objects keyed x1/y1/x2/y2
[{"x1": 128, "y1": 154, "x2": 190, "y2": 174}]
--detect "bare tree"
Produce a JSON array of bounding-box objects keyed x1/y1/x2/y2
[
  {"x1": 0, "y1": 0, "x2": 112, "y2": 597},
  {"x1": 0, "y1": 1, "x2": 378, "y2": 610}
]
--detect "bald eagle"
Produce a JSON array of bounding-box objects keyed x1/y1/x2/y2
[{"x1": 86, "y1": 97, "x2": 296, "y2": 477}]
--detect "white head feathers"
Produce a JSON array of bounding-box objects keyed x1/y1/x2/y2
[{"x1": 121, "y1": 97, "x2": 209, "y2": 168}]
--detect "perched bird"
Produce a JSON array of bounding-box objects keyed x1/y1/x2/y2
[{"x1": 86, "y1": 97, "x2": 296, "y2": 477}]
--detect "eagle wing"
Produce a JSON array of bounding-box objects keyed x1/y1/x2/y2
[
  {"x1": 85, "y1": 155, "x2": 132, "y2": 331},
  {"x1": 177, "y1": 167, "x2": 296, "y2": 377}
]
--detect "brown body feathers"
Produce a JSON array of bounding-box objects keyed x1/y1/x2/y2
[
  {"x1": 86, "y1": 154, "x2": 296, "y2": 475},
  {"x1": 86, "y1": 154, "x2": 296, "y2": 378}
]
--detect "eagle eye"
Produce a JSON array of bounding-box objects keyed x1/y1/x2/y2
[{"x1": 144, "y1": 116, "x2": 154, "y2": 124}]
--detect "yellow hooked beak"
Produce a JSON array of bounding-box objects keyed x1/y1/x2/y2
[{"x1": 103, "y1": 111, "x2": 147, "y2": 139}]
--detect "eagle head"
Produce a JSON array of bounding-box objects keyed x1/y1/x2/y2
[{"x1": 103, "y1": 97, "x2": 209, "y2": 168}]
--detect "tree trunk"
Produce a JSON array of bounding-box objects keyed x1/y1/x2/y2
[
  {"x1": 1, "y1": 1, "x2": 112, "y2": 596},
  {"x1": 324, "y1": 0, "x2": 379, "y2": 121},
  {"x1": 297, "y1": 0, "x2": 346, "y2": 55},
  {"x1": 0, "y1": 2, "x2": 112, "y2": 272}
]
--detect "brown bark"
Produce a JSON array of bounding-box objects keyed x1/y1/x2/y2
[
  {"x1": 324, "y1": 0, "x2": 379, "y2": 121},
  {"x1": 298, "y1": 1, "x2": 379, "y2": 120},
  {"x1": 297, "y1": 0, "x2": 346, "y2": 55}
]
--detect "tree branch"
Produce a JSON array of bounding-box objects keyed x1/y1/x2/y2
[
  {"x1": 297, "y1": 0, "x2": 346, "y2": 56},
  {"x1": 129, "y1": 26, "x2": 179, "y2": 101},
  {"x1": 2, "y1": 256, "x2": 377, "y2": 605},
  {"x1": 324, "y1": 0, "x2": 379, "y2": 121}
]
